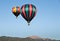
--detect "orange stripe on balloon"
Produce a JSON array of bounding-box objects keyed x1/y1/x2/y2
[{"x1": 12, "y1": 7, "x2": 14, "y2": 12}]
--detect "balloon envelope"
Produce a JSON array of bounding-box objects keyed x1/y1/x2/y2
[
  {"x1": 21, "y1": 4, "x2": 36, "y2": 25},
  {"x1": 12, "y1": 6, "x2": 20, "y2": 18}
]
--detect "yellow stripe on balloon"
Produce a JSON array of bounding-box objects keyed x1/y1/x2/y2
[
  {"x1": 13, "y1": 7, "x2": 16, "y2": 13},
  {"x1": 14, "y1": 7, "x2": 16, "y2": 12}
]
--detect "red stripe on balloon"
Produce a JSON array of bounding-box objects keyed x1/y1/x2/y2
[
  {"x1": 29, "y1": 4, "x2": 32, "y2": 17},
  {"x1": 17, "y1": 7, "x2": 20, "y2": 13},
  {"x1": 22, "y1": 5, "x2": 26, "y2": 17}
]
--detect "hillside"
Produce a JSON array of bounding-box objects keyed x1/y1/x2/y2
[{"x1": 0, "y1": 36, "x2": 59, "y2": 41}]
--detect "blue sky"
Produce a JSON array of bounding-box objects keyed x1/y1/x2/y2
[{"x1": 0, "y1": 0, "x2": 60, "y2": 40}]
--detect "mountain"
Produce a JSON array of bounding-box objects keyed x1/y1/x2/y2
[
  {"x1": 0, "y1": 36, "x2": 59, "y2": 41},
  {"x1": 27, "y1": 36, "x2": 40, "y2": 39}
]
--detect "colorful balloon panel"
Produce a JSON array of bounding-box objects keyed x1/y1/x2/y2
[{"x1": 12, "y1": 6, "x2": 20, "y2": 17}]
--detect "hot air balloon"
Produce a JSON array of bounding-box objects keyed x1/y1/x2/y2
[
  {"x1": 12, "y1": 6, "x2": 20, "y2": 18},
  {"x1": 21, "y1": 4, "x2": 36, "y2": 25}
]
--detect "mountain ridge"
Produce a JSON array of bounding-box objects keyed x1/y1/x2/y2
[{"x1": 0, "y1": 36, "x2": 59, "y2": 41}]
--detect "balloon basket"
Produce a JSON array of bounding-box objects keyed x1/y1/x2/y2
[{"x1": 28, "y1": 23, "x2": 30, "y2": 26}]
